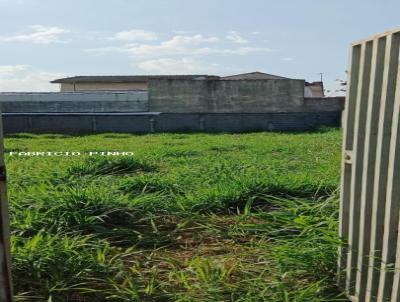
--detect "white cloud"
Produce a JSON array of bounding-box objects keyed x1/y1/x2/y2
[
  {"x1": 0, "y1": 65, "x2": 30, "y2": 74},
  {"x1": 226, "y1": 31, "x2": 248, "y2": 44},
  {"x1": 0, "y1": 25, "x2": 70, "y2": 44},
  {"x1": 281, "y1": 57, "x2": 294, "y2": 61},
  {"x1": 86, "y1": 34, "x2": 271, "y2": 57},
  {"x1": 0, "y1": 65, "x2": 64, "y2": 92},
  {"x1": 137, "y1": 58, "x2": 219, "y2": 74},
  {"x1": 211, "y1": 46, "x2": 272, "y2": 55},
  {"x1": 165, "y1": 34, "x2": 219, "y2": 45},
  {"x1": 172, "y1": 30, "x2": 188, "y2": 35},
  {"x1": 108, "y1": 29, "x2": 158, "y2": 41},
  {"x1": 86, "y1": 34, "x2": 219, "y2": 57}
]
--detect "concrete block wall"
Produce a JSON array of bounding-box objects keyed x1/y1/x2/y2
[
  {"x1": 0, "y1": 87, "x2": 344, "y2": 134},
  {"x1": 303, "y1": 97, "x2": 345, "y2": 112},
  {"x1": 3, "y1": 113, "x2": 152, "y2": 134},
  {"x1": 0, "y1": 91, "x2": 148, "y2": 113},
  {"x1": 148, "y1": 79, "x2": 306, "y2": 113},
  {"x1": 2, "y1": 112, "x2": 342, "y2": 135}
]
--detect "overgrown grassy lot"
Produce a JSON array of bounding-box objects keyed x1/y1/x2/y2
[{"x1": 6, "y1": 129, "x2": 345, "y2": 301}]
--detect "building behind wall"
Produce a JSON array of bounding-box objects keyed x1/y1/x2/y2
[
  {"x1": 51, "y1": 75, "x2": 213, "y2": 92},
  {"x1": 50, "y1": 72, "x2": 325, "y2": 97},
  {"x1": 220, "y1": 72, "x2": 325, "y2": 97},
  {"x1": 147, "y1": 78, "x2": 306, "y2": 113},
  {"x1": 220, "y1": 71, "x2": 289, "y2": 80},
  {"x1": 304, "y1": 81, "x2": 325, "y2": 97}
]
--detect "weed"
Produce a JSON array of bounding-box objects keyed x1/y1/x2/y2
[{"x1": 68, "y1": 157, "x2": 156, "y2": 177}]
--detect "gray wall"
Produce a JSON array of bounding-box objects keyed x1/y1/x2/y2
[
  {"x1": 303, "y1": 97, "x2": 345, "y2": 112},
  {"x1": 0, "y1": 89, "x2": 344, "y2": 134},
  {"x1": 2, "y1": 112, "x2": 342, "y2": 135},
  {"x1": 0, "y1": 91, "x2": 148, "y2": 113},
  {"x1": 0, "y1": 89, "x2": 344, "y2": 115},
  {"x1": 148, "y1": 79, "x2": 306, "y2": 113}
]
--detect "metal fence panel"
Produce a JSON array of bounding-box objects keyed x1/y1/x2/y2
[{"x1": 339, "y1": 28, "x2": 400, "y2": 302}]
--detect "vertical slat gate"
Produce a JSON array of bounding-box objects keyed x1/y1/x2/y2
[
  {"x1": 339, "y1": 29, "x2": 400, "y2": 302},
  {"x1": 0, "y1": 112, "x2": 12, "y2": 301}
]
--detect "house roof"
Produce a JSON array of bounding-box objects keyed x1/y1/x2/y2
[
  {"x1": 51, "y1": 75, "x2": 216, "y2": 84},
  {"x1": 220, "y1": 71, "x2": 289, "y2": 80}
]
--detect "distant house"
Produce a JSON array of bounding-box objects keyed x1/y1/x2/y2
[
  {"x1": 51, "y1": 75, "x2": 213, "y2": 92},
  {"x1": 51, "y1": 72, "x2": 325, "y2": 97},
  {"x1": 304, "y1": 81, "x2": 325, "y2": 98},
  {"x1": 221, "y1": 72, "x2": 324, "y2": 97},
  {"x1": 220, "y1": 71, "x2": 288, "y2": 80}
]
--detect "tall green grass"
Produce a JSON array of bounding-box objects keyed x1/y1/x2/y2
[{"x1": 7, "y1": 129, "x2": 346, "y2": 301}]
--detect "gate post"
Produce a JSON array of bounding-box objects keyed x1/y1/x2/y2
[{"x1": 0, "y1": 112, "x2": 13, "y2": 301}]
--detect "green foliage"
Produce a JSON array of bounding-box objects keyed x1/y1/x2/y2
[
  {"x1": 7, "y1": 129, "x2": 346, "y2": 301},
  {"x1": 67, "y1": 156, "x2": 156, "y2": 176}
]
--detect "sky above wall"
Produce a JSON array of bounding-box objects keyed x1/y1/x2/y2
[{"x1": 0, "y1": 0, "x2": 399, "y2": 94}]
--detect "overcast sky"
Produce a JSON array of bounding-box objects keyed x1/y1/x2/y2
[{"x1": 0, "y1": 0, "x2": 399, "y2": 93}]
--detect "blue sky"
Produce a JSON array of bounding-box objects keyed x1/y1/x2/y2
[{"x1": 0, "y1": 0, "x2": 399, "y2": 93}]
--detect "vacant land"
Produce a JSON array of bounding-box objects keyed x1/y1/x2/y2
[{"x1": 7, "y1": 129, "x2": 345, "y2": 301}]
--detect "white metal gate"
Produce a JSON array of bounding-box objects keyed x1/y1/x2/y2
[{"x1": 339, "y1": 28, "x2": 400, "y2": 301}]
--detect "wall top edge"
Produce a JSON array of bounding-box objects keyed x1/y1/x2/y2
[
  {"x1": 148, "y1": 79, "x2": 306, "y2": 83},
  {"x1": 351, "y1": 27, "x2": 400, "y2": 46},
  {"x1": 0, "y1": 91, "x2": 148, "y2": 95}
]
